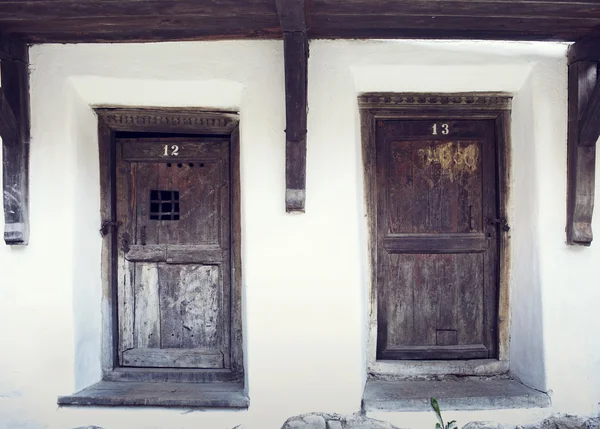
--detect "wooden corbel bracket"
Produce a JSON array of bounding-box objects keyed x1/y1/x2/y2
[
  {"x1": 0, "y1": 34, "x2": 30, "y2": 245},
  {"x1": 276, "y1": 0, "x2": 308, "y2": 212}
]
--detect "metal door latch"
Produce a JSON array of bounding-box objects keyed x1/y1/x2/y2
[
  {"x1": 100, "y1": 221, "x2": 121, "y2": 237},
  {"x1": 485, "y1": 217, "x2": 510, "y2": 232},
  {"x1": 121, "y1": 232, "x2": 131, "y2": 253}
]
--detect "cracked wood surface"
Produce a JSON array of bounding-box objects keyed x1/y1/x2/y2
[{"x1": 1, "y1": 36, "x2": 30, "y2": 245}]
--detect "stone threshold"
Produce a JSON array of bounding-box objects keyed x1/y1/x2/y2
[
  {"x1": 362, "y1": 379, "x2": 550, "y2": 412},
  {"x1": 58, "y1": 381, "x2": 249, "y2": 409}
]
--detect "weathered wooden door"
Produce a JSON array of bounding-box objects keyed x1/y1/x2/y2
[
  {"x1": 376, "y1": 120, "x2": 499, "y2": 360},
  {"x1": 116, "y1": 136, "x2": 231, "y2": 369}
]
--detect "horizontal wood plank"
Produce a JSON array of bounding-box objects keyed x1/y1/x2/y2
[
  {"x1": 380, "y1": 344, "x2": 489, "y2": 360},
  {"x1": 98, "y1": 108, "x2": 239, "y2": 134},
  {"x1": 122, "y1": 348, "x2": 224, "y2": 369},
  {"x1": 121, "y1": 138, "x2": 228, "y2": 161},
  {"x1": 125, "y1": 245, "x2": 165, "y2": 262},
  {"x1": 167, "y1": 245, "x2": 224, "y2": 264},
  {"x1": 313, "y1": 0, "x2": 600, "y2": 20},
  {"x1": 383, "y1": 233, "x2": 489, "y2": 254},
  {"x1": 126, "y1": 245, "x2": 223, "y2": 264},
  {"x1": 0, "y1": 0, "x2": 277, "y2": 20},
  {"x1": 309, "y1": 14, "x2": 592, "y2": 36},
  {"x1": 0, "y1": 0, "x2": 595, "y2": 43}
]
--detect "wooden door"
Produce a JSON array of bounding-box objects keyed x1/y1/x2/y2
[
  {"x1": 376, "y1": 119, "x2": 499, "y2": 360},
  {"x1": 115, "y1": 136, "x2": 231, "y2": 369}
]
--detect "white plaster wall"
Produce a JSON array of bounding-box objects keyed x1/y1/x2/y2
[{"x1": 0, "y1": 39, "x2": 597, "y2": 429}]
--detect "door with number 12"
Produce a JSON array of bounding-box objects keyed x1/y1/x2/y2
[{"x1": 115, "y1": 136, "x2": 232, "y2": 369}]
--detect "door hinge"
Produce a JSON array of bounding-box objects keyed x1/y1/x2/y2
[
  {"x1": 485, "y1": 217, "x2": 510, "y2": 232},
  {"x1": 100, "y1": 220, "x2": 121, "y2": 237}
]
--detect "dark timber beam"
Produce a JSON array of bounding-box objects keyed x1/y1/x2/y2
[
  {"x1": 1, "y1": 35, "x2": 30, "y2": 245},
  {"x1": 566, "y1": 39, "x2": 598, "y2": 245},
  {"x1": 276, "y1": 0, "x2": 308, "y2": 212}
]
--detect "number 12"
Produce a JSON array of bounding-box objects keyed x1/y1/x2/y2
[{"x1": 163, "y1": 145, "x2": 180, "y2": 156}]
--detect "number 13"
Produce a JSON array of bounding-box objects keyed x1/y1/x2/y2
[{"x1": 432, "y1": 123, "x2": 450, "y2": 135}]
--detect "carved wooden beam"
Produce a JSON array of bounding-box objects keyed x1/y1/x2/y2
[
  {"x1": 1, "y1": 36, "x2": 30, "y2": 245},
  {"x1": 566, "y1": 51, "x2": 598, "y2": 245},
  {"x1": 276, "y1": 0, "x2": 308, "y2": 212}
]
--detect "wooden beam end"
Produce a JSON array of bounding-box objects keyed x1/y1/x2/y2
[
  {"x1": 286, "y1": 189, "x2": 305, "y2": 213},
  {"x1": 567, "y1": 222, "x2": 593, "y2": 246},
  {"x1": 4, "y1": 221, "x2": 28, "y2": 245}
]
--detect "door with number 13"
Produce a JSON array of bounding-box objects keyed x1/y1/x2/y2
[{"x1": 376, "y1": 119, "x2": 500, "y2": 360}]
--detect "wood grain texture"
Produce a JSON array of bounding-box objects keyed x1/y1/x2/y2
[
  {"x1": 0, "y1": 88, "x2": 17, "y2": 141},
  {"x1": 282, "y1": 31, "x2": 308, "y2": 212},
  {"x1": 99, "y1": 108, "x2": 243, "y2": 383},
  {"x1": 97, "y1": 108, "x2": 238, "y2": 135},
  {"x1": 380, "y1": 344, "x2": 488, "y2": 360},
  {"x1": 2, "y1": 0, "x2": 600, "y2": 43},
  {"x1": 567, "y1": 61, "x2": 597, "y2": 245},
  {"x1": 372, "y1": 110, "x2": 501, "y2": 361},
  {"x1": 579, "y1": 79, "x2": 600, "y2": 147},
  {"x1": 117, "y1": 137, "x2": 229, "y2": 369},
  {"x1": 122, "y1": 348, "x2": 224, "y2": 368},
  {"x1": 568, "y1": 32, "x2": 600, "y2": 64},
  {"x1": 229, "y1": 125, "x2": 244, "y2": 376},
  {"x1": 383, "y1": 234, "x2": 489, "y2": 254},
  {"x1": 2, "y1": 44, "x2": 30, "y2": 245},
  {"x1": 0, "y1": 33, "x2": 27, "y2": 62}
]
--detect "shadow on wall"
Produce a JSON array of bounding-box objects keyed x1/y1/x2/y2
[{"x1": 508, "y1": 69, "x2": 546, "y2": 392}]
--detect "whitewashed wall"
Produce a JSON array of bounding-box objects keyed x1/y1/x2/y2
[{"x1": 0, "y1": 39, "x2": 597, "y2": 429}]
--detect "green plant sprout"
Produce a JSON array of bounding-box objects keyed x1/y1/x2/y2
[{"x1": 430, "y1": 397, "x2": 459, "y2": 429}]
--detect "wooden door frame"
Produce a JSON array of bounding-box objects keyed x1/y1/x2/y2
[
  {"x1": 97, "y1": 107, "x2": 244, "y2": 384},
  {"x1": 359, "y1": 93, "x2": 512, "y2": 377}
]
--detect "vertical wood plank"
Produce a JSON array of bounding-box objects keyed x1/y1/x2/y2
[
  {"x1": 567, "y1": 61, "x2": 597, "y2": 245},
  {"x1": 98, "y1": 120, "x2": 118, "y2": 372},
  {"x1": 375, "y1": 120, "x2": 390, "y2": 356},
  {"x1": 482, "y1": 119, "x2": 501, "y2": 357},
  {"x1": 116, "y1": 144, "x2": 134, "y2": 359},
  {"x1": 180, "y1": 265, "x2": 221, "y2": 349},
  {"x1": 159, "y1": 265, "x2": 221, "y2": 350},
  {"x1": 229, "y1": 125, "x2": 243, "y2": 378},
  {"x1": 283, "y1": 31, "x2": 308, "y2": 212},
  {"x1": 134, "y1": 263, "x2": 161, "y2": 348},
  {"x1": 2, "y1": 49, "x2": 30, "y2": 245},
  {"x1": 386, "y1": 254, "x2": 414, "y2": 347},
  {"x1": 412, "y1": 255, "x2": 438, "y2": 346}
]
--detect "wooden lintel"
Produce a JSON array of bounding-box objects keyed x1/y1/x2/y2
[
  {"x1": 567, "y1": 61, "x2": 597, "y2": 245},
  {"x1": 1, "y1": 37, "x2": 30, "y2": 245},
  {"x1": 277, "y1": 0, "x2": 308, "y2": 212}
]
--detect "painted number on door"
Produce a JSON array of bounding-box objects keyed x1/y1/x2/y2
[
  {"x1": 163, "y1": 145, "x2": 180, "y2": 156},
  {"x1": 431, "y1": 123, "x2": 450, "y2": 135}
]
